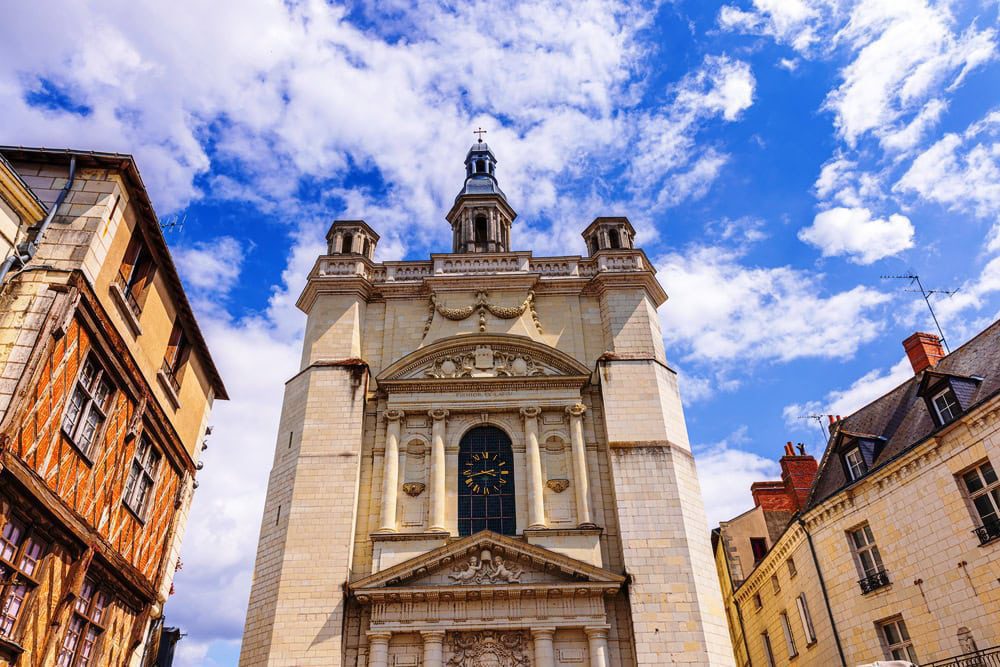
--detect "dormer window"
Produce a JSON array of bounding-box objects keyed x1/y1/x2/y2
[
  {"x1": 844, "y1": 446, "x2": 867, "y2": 481},
  {"x1": 932, "y1": 387, "x2": 960, "y2": 424}
]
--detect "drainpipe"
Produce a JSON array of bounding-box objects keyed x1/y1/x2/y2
[
  {"x1": 0, "y1": 156, "x2": 77, "y2": 285},
  {"x1": 799, "y1": 517, "x2": 847, "y2": 667}
]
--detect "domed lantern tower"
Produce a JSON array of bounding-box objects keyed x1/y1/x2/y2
[{"x1": 446, "y1": 130, "x2": 517, "y2": 253}]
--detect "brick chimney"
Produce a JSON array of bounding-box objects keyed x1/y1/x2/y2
[
  {"x1": 779, "y1": 443, "x2": 818, "y2": 511},
  {"x1": 903, "y1": 332, "x2": 945, "y2": 374}
]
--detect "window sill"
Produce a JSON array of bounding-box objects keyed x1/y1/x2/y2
[
  {"x1": 109, "y1": 282, "x2": 142, "y2": 336},
  {"x1": 157, "y1": 368, "x2": 181, "y2": 410},
  {"x1": 0, "y1": 634, "x2": 25, "y2": 661}
]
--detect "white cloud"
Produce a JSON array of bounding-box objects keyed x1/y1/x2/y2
[
  {"x1": 895, "y1": 108, "x2": 1000, "y2": 236},
  {"x1": 695, "y1": 426, "x2": 782, "y2": 527},
  {"x1": 783, "y1": 356, "x2": 913, "y2": 428},
  {"x1": 880, "y1": 97, "x2": 948, "y2": 153},
  {"x1": 798, "y1": 206, "x2": 914, "y2": 264},
  {"x1": 657, "y1": 244, "x2": 891, "y2": 363},
  {"x1": 174, "y1": 237, "x2": 246, "y2": 299}
]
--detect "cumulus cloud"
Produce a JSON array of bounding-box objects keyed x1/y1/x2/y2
[
  {"x1": 895, "y1": 108, "x2": 1000, "y2": 244},
  {"x1": 798, "y1": 206, "x2": 914, "y2": 264},
  {"x1": 657, "y1": 245, "x2": 891, "y2": 363},
  {"x1": 174, "y1": 237, "x2": 247, "y2": 300},
  {"x1": 783, "y1": 356, "x2": 913, "y2": 429},
  {"x1": 694, "y1": 426, "x2": 781, "y2": 527}
]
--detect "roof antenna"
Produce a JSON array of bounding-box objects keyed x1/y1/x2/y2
[
  {"x1": 881, "y1": 272, "x2": 958, "y2": 353},
  {"x1": 800, "y1": 414, "x2": 833, "y2": 450},
  {"x1": 160, "y1": 213, "x2": 186, "y2": 234}
]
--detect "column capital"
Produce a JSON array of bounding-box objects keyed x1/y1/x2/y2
[
  {"x1": 519, "y1": 406, "x2": 541, "y2": 419},
  {"x1": 367, "y1": 631, "x2": 392, "y2": 642},
  {"x1": 420, "y1": 630, "x2": 446, "y2": 641},
  {"x1": 428, "y1": 408, "x2": 449, "y2": 421},
  {"x1": 385, "y1": 409, "x2": 405, "y2": 422},
  {"x1": 566, "y1": 403, "x2": 587, "y2": 418},
  {"x1": 584, "y1": 626, "x2": 610, "y2": 639},
  {"x1": 531, "y1": 626, "x2": 557, "y2": 640}
]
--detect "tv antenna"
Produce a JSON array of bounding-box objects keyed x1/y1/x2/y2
[
  {"x1": 799, "y1": 414, "x2": 833, "y2": 448},
  {"x1": 881, "y1": 273, "x2": 958, "y2": 353},
  {"x1": 160, "y1": 213, "x2": 186, "y2": 234}
]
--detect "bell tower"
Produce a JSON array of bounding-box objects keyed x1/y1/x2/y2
[{"x1": 446, "y1": 130, "x2": 517, "y2": 253}]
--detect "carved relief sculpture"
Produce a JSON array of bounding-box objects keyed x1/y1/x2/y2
[
  {"x1": 422, "y1": 290, "x2": 542, "y2": 336},
  {"x1": 402, "y1": 482, "x2": 425, "y2": 497},
  {"x1": 446, "y1": 630, "x2": 532, "y2": 667},
  {"x1": 423, "y1": 345, "x2": 549, "y2": 378},
  {"x1": 546, "y1": 478, "x2": 570, "y2": 493},
  {"x1": 447, "y1": 549, "x2": 524, "y2": 584}
]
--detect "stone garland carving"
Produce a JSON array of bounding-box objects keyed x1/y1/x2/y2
[
  {"x1": 447, "y1": 630, "x2": 531, "y2": 667},
  {"x1": 447, "y1": 549, "x2": 524, "y2": 584},
  {"x1": 422, "y1": 291, "x2": 543, "y2": 337}
]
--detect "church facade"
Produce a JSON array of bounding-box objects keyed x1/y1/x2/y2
[{"x1": 239, "y1": 141, "x2": 734, "y2": 666}]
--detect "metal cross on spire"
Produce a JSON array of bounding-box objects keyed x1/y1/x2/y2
[{"x1": 474, "y1": 127, "x2": 487, "y2": 142}]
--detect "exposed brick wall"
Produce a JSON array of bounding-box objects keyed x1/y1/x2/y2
[{"x1": 8, "y1": 315, "x2": 181, "y2": 583}]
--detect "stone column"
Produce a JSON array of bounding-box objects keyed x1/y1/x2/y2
[
  {"x1": 566, "y1": 404, "x2": 594, "y2": 527},
  {"x1": 378, "y1": 410, "x2": 404, "y2": 533},
  {"x1": 531, "y1": 627, "x2": 556, "y2": 667},
  {"x1": 368, "y1": 632, "x2": 391, "y2": 667},
  {"x1": 421, "y1": 630, "x2": 445, "y2": 667},
  {"x1": 520, "y1": 407, "x2": 546, "y2": 529},
  {"x1": 428, "y1": 409, "x2": 449, "y2": 533},
  {"x1": 585, "y1": 627, "x2": 609, "y2": 667}
]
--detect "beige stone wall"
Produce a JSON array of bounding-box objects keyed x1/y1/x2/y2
[{"x1": 730, "y1": 394, "x2": 1000, "y2": 666}]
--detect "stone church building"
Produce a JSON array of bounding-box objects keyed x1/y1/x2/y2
[{"x1": 239, "y1": 141, "x2": 734, "y2": 666}]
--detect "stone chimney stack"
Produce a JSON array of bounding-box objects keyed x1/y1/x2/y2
[
  {"x1": 903, "y1": 332, "x2": 945, "y2": 374},
  {"x1": 750, "y1": 443, "x2": 818, "y2": 512}
]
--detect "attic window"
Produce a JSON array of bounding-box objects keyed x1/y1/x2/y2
[
  {"x1": 932, "y1": 387, "x2": 960, "y2": 424},
  {"x1": 844, "y1": 446, "x2": 867, "y2": 482}
]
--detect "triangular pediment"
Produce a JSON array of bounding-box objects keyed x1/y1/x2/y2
[
  {"x1": 377, "y1": 334, "x2": 591, "y2": 382},
  {"x1": 351, "y1": 531, "x2": 624, "y2": 592}
]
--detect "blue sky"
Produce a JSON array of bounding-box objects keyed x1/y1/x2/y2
[{"x1": 3, "y1": 1, "x2": 1000, "y2": 664}]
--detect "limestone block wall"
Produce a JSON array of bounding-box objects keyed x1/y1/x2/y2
[{"x1": 239, "y1": 363, "x2": 369, "y2": 666}]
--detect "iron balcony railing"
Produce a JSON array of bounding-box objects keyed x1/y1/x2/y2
[
  {"x1": 973, "y1": 517, "x2": 1000, "y2": 546},
  {"x1": 923, "y1": 645, "x2": 1000, "y2": 666},
  {"x1": 858, "y1": 569, "x2": 890, "y2": 594}
]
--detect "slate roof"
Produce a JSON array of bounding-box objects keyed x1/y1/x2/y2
[{"x1": 808, "y1": 317, "x2": 1000, "y2": 506}]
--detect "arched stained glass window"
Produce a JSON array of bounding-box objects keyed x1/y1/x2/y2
[{"x1": 458, "y1": 426, "x2": 516, "y2": 536}]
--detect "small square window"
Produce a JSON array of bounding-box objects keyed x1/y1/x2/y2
[
  {"x1": 750, "y1": 537, "x2": 768, "y2": 564},
  {"x1": 787, "y1": 557, "x2": 797, "y2": 578},
  {"x1": 753, "y1": 593, "x2": 763, "y2": 610},
  {"x1": 770, "y1": 574, "x2": 780, "y2": 594},
  {"x1": 844, "y1": 447, "x2": 867, "y2": 481},
  {"x1": 932, "y1": 387, "x2": 960, "y2": 424}
]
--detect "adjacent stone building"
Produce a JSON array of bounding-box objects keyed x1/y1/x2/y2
[
  {"x1": 0, "y1": 148, "x2": 226, "y2": 666},
  {"x1": 714, "y1": 326, "x2": 1000, "y2": 666},
  {"x1": 240, "y1": 140, "x2": 734, "y2": 666}
]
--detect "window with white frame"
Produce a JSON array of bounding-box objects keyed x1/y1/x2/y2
[
  {"x1": 932, "y1": 387, "x2": 961, "y2": 424},
  {"x1": 961, "y1": 461, "x2": 999, "y2": 533},
  {"x1": 761, "y1": 631, "x2": 777, "y2": 667},
  {"x1": 780, "y1": 611, "x2": 798, "y2": 658},
  {"x1": 62, "y1": 355, "x2": 115, "y2": 457},
  {"x1": 879, "y1": 617, "x2": 917, "y2": 663},
  {"x1": 123, "y1": 437, "x2": 161, "y2": 519},
  {"x1": 850, "y1": 524, "x2": 885, "y2": 579},
  {"x1": 844, "y1": 446, "x2": 867, "y2": 481},
  {"x1": 796, "y1": 593, "x2": 817, "y2": 645}
]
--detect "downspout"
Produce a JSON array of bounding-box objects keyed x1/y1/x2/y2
[
  {"x1": 0, "y1": 156, "x2": 77, "y2": 285},
  {"x1": 799, "y1": 517, "x2": 847, "y2": 667},
  {"x1": 718, "y1": 530, "x2": 753, "y2": 666}
]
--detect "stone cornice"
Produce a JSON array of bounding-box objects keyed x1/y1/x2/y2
[
  {"x1": 733, "y1": 522, "x2": 806, "y2": 604},
  {"x1": 0, "y1": 159, "x2": 46, "y2": 224}
]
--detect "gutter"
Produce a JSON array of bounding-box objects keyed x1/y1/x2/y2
[
  {"x1": 799, "y1": 517, "x2": 847, "y2": 667},
  {"x1": 0, "y1": 156, "x2": 76, "y2": 285}
]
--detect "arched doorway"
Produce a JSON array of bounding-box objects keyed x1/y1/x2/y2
[{"x1": 458, "y1": 426, "x2": 516, "y2": 536}]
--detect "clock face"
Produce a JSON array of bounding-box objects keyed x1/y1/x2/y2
[{"x1": 462, "y1": 451, "x2": 510, "y2": 495}]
